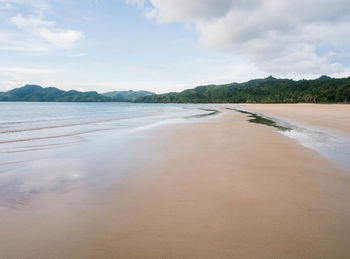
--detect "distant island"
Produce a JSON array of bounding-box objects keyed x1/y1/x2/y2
[
  {"x1": 0, "y1": 76, "x2": 349, "y2": 103},
  {"x1": 0, "y1": 85, "x2": 154, "y2": 102}
]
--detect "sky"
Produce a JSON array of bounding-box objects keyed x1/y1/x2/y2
[{"x1": 0, "y1": 0, "x2": 349, "y2": 93}]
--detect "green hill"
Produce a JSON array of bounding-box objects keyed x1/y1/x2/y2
[
  {"x1": 136, "y1": 76, "x2": 350, "y2": 103},
  {"x1": 2, "y1": 76, "x2": 350, "y2": 103},
  {"x1": 102, "y1": 90, "x2": 155, "y2": 102},
  {"x1": 0, "y1": 85, "x2": 112, "y2": 102}
]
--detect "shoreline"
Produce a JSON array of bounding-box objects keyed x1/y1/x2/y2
[
  {"x1": 227, "y1": 105, "x2": 350, "y2": 171},
  {"x1": 1, "y1": 105, "x2": 350, "y2": 258},
  {"x1": 238, "y1": 103, "x2": 350, "y2": 135}
]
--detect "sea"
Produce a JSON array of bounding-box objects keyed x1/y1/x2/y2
[
  {"x1": 0, "y1": 102, "x2": 216, "y2": 155},
  {"x1": 0, "y1": 102, "x2": 216, "y2": 206}
]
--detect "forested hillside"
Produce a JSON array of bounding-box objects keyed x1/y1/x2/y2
[
  {"x1": 0, "y1": 85, "x2": 112, "y2": 102},
  {"x1": 102, "y1": 90, "x2": 155, "y2": 101},
  {"x1": 136, "y1": 76, "x2": 350, "y2": 103},
  {"x1": 2, "y1": 76, "x2": 350, "y2": 103}
]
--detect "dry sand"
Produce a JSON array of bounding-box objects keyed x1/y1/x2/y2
[{"x1": 1, "y1": 105, "x2": 350, "y2": 258}]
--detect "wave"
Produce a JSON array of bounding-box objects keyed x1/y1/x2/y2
[
  {"x1": 0, "y1": 112, "x2": 162, "y2": 134},
  {"x1": 0, "y1": 127, "x2": 114, "y2": 144}
]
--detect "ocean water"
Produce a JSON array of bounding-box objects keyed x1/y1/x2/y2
[
  {"x1": 0, "y1": 102, "x2": 218, "y2": 206},
  {"x1": 0, "y1": 102, "x2": 214, "y2": 154}
]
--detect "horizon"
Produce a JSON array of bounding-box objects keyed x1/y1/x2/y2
[{"x1": 1, "y1": 0, "x2": 350, "y2": 93}]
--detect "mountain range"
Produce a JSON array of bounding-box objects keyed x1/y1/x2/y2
[
  {"x1": 0, "y1": 85, "x2": 154, "y2": 102},
  {"x1": 102, "y1": 90, "x2": 155, "y2": 101},
  {"x1": 0, "y1": 76, "x2": 349, "y2": 103}
]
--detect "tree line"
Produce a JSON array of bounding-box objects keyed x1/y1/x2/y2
[{"x1": 136, "y1": 76, "x2": 350, "y2": 103}]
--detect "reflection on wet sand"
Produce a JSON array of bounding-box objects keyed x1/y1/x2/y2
[{"x1": 231, "y1": 107, "x2": 350, "y2": 171}]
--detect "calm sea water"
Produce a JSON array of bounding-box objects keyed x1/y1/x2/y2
[
  {"x1": 0, "y1": 102, "x2": 213, "y2": 154},
  {"x1": 0, "y1": 102, "x2": 218, "y2": 206}
]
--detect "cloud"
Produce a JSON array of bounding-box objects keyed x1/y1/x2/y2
[
  {"x1": 36, "y1": 27, "x2": 83, "y2": 48},
  {"x1": 0, "y1": 0, "x2": 52, "y2": 12},
  {"x1": 124, "y1": 0, "x2": 146, "y2": 9},
  {"x1": 9, "y1": 14, "x2": 84, "y2": 49},
  {"x1": 0, "y1": 1, "x2": 84, "y2": 51},
  {"x1": 0, "y1": 66, "x2": 57, "y2": 91},
  {"x1": 128, "y1": 0, "x2": 350, "y2": 77},
  {"x1": 0, "y1": 66, "x2": 56, "y2": 75},
  {"x1": 69, "y1": 52, "x2": 87, "y2": 57},
  {"x1": 10, "y1": 13, "x2": 54, "y2": 28}
]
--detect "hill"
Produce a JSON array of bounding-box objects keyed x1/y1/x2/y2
[
  {"x1": 102, "y1": 90, "x2": 155, "y2": 102},
  {"x1": 0, "y1": 85, "x2": 112, "y2": 102},
  {"x1": 2, "y1": 76, "x2": 350, "y2": 103},
  {"x1": 136, "y1": 76, "x2": 350, "y2": 103}
]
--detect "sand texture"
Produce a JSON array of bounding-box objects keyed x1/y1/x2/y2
[{"x1": 1, "y1": 105, "x2": 350, "y2": 258}]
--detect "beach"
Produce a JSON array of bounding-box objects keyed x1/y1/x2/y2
[
  {"x1": 241, "y1": 103, "x2": 350, "y2": 134},
  {"x1": 1, "y1": 104, "x2": 350, "y2": 258}
]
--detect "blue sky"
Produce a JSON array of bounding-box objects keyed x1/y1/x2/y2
[{"x1": 0, "y1": 0, "x2": 349, "y2": 93}]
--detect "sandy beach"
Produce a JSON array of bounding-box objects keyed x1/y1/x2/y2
[
  {"x1": 1, "y1": 104, "x2": 350, "y2": 258},
  {"x1": 241, "y1": 103, "x2": 350, "y2": 135}
]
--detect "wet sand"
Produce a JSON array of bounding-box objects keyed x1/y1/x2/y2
[
  {"x1": 241, "y1": 103, "x2": 350, "y2": 135},
  {"x1": 1, "y1": 105, "x2": 350, "y2": 258}
]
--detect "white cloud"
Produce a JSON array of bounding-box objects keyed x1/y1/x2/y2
[
  {"x1": 128, "y1": 0, "x2": 350, "y2": 77},
  {"x1": 0, "y1": 1, "x2": 84, "y2": 52},
  {"x1": 9, "y1": 14, "x2": 84, "y2": 49},
  {"x1": 37, "y1": 27, "x2": 83, "y2": 48},
  {"x1": 0, "y1": 66, "x2": 57, "y2": 91},
  {"x1": 10, "y1": 13, "x2": 54, "y2": 28},
  {"x1": 69, "y1": 52, "x2": 87, "y2": 57},
  {"x1": 0, "y1": 0, "x2": 52, "y2": 12},
  {"x1": 0, "y1": 66, "x2": 56, "y2": 75},
  {"x1": 125, "y1": 0, "x2": 145, "y2": 9}
]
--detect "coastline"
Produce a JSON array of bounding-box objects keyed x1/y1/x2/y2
[
  {"x1": 1, "y1": 105, "x2": 350, "y2": 258},
  {"x1": 238, "y1": 103, "x2": 350, "y2": 135}
]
